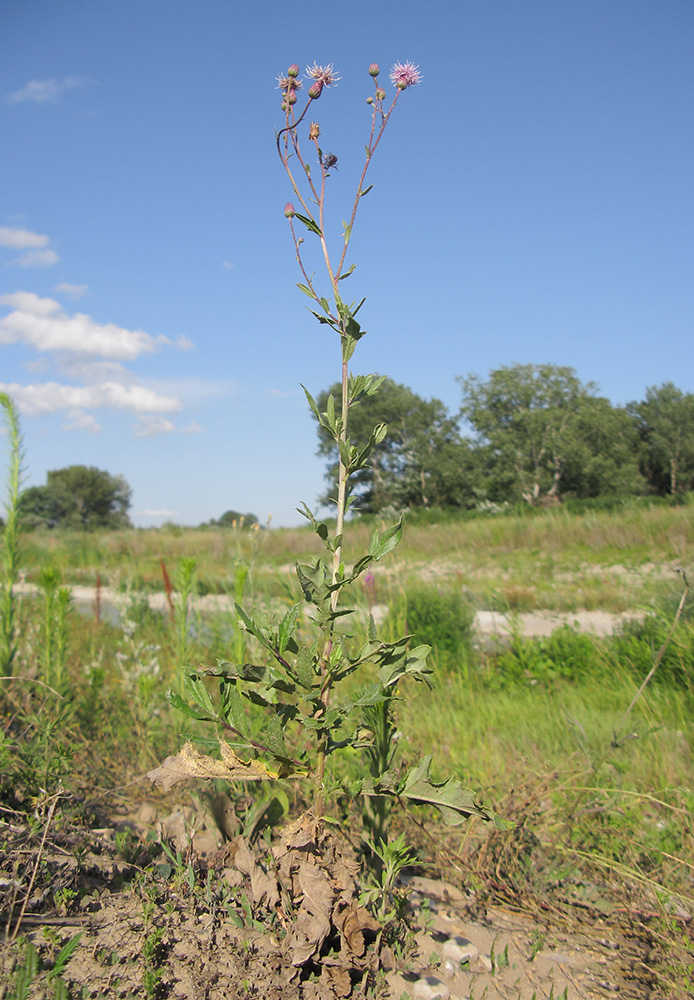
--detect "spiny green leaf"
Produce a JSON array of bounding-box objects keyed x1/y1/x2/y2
[
  {"x1": 399, "y1": 755, "x2": 495, "y2": 825},
  {"x1": 167, "y1": 688, "x2": 215, "y2": 723},
  {"x1": 183, "y1": 672, "x2": 218, "y2": 719},
  {"x1": 278, "y1": 603, "x2": 300, "y2": 656}
]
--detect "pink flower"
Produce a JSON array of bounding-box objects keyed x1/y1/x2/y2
[
  {"x1": 305, "y1": 63, "x2": 341, "y2": 87},
  {"x1": 287, "y1": 65, "x2": 300, "y2": 78},
  {"x1": 277, "y1": 74, "x2": 302, "y2": 94},
  {"x1": 389, "y1": 61, "x2": 422, "y2": 89},
  {"x1": 284, "y1": 203, "x2": 296, "y2": 218},
  {"x1": 368, "y1": 63, "x2": 380, "y2": 77},
  {"x1": 308, "y1": 81, "x2": 324, "y2": 100}
]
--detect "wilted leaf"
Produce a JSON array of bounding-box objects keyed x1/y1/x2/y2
[
  {"x1": 146, "y1": 740, "x2": 277, "y2": 791},
  {"x1": 333, "y1": 899, "x2": 379, "y2": 958},
  {"x1": 289, "y1": 861, "x2": 334, "y2": 965},
  {"x1": 234, "y1": 837, "x2": 280, "y2": 909}
]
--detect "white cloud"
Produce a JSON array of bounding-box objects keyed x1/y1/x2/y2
[
  {"x1": 175, "y1": 335, "x2": 194, "y2": 351},
  {"x1": 134, "y1": 415, "x2": 177, "y2": 438},
  {"x1": 0, "y1": 292, "x2": 176, "y2": 360},
  {"x1": 55, "y1": 283, "x2": 87, "y2": 299},
  {"x1": 13, "y1": 248, "x2": 60, "y2": 268},
  {"x1": 0, "y1": 227, "x2": 49, "y2": 250},
  {"x1": 62, "y1": 409, "x2": 101, "y2": 434},
  {"x1": 181, "y1": 422, "x2": 203, "y2": 434},
  {"x1": 6, "y1": 77, "x2": 85, "y2": 105},
  {"x1": 0, "y1": 380, "x2": 182, "y2": 418}
]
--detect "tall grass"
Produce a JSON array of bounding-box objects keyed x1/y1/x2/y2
[{"x1": 15, "y1": 499, "x2": 694, "y2": 615}]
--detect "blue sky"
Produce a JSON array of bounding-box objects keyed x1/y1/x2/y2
[{"x1": 2, "y1": 0, "x2": 692, "y2": 527}]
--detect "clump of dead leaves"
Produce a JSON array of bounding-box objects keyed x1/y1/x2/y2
[{"x1": 211, "y1": 812, "x2": 381, "y2": 998}]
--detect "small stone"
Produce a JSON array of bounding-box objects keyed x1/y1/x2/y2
[
  {"x1": 478, "y1": 954, "x2": 493, "y2": 972},
  {"x1": 442, "y1": 936, "x2": 479, "y2": 970},
  {"x1": 413, "y1": 977, "x2": 450, "y2": 1000}
]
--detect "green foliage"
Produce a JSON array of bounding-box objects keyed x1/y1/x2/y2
[
  {"x1": 457, "y1": 363, "x2": 644, "y2": 505},
  {"x1": 390, "y1": 585, "x2": 475, "y2": 667},
  {"x1": 494, "y1": 624, "x2": 606, "y2": 686},
  {"x1": 21, "y1": 464, "x2": 132, "y2": 531},
  {"x1": 38, "y1": 567, "x2": 73, "y2": 692},
  {"x1": 611, "y1": 613, "x2": 694, "y2": 687},
  {"x1": 629, "y1": 381, "x2": 694, "y2": 495}
]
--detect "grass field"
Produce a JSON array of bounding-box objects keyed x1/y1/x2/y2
[{"x1": 1, "y1": 500, "x2": 693, "y2": 997}]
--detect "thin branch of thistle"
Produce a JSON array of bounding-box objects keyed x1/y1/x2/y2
[{"x1": 612, "y1": 569, "x2": 690, "y2": 745}]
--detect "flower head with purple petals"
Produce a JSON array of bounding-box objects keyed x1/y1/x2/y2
[
  {"x1": 305, "y1": 63, "x2": 341, "y2": 88},
  {"x1": 389, "y1": 61, "x2": 422, "y2": 89}
]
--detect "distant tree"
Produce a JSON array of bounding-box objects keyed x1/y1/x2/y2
[
  {"x1": 559, "y1": 397, "x2": 645, "y2": 499},
  {"x1": 212, "y1": 510, "x2": 259, "y2": 528},
  {"x1": 20, "y1": 465, "x2": 132, "y2": 530},
  {"x1": 314, "y1": 377, "x2": 477, "y2": 513},
  {"x1": 457, "y1": 364, "x2": 643, "y2": 504},
  {"x1": 628, "y1": 383, "x2": 694, "y2": 494}
]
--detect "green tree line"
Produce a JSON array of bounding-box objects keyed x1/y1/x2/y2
[{"x1": 314, "y1": 365, "x2": 694, "y2": 514}]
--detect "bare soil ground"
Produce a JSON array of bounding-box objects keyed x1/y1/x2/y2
[{"x1": 0, "y1": 786, "x2": 669, "y2": 1000}]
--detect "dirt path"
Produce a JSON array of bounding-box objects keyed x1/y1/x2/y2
[{"x1": 14, "y1": 583, "x2": 645, "y2": 639}]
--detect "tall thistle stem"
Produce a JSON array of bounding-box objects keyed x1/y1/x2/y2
[
  {"x1": 276, "y1": 62, "x2": 421, "y2": 819},
  {"x1": 0, "y1": 393, "x2": 24, "y2": 678}
]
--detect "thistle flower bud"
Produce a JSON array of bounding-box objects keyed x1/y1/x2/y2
[
  {"x1": 308, "y1": 81, "x2": 324, "y2": 100},
  {"x1": 376, "y1": 88, "x2": 386, "y2": 100},
  {"x1": 288, "y1": 90, "x2": 297, "y2": 104},
  {"x1": 309, "y1": 122, "x2": 320, "y2": 140},
  {"x1": 287, "y1": 64, "x2": 300, "y2": 78},
  {"x1": 284, "y1": 203, "x2": 296, "y2": 218},
  {"x1": 369, "y1": 63, "x2": 380, "y2": 77},
  {"x1": 366, "y1": 96, "x2": 374, "y2": 104}
]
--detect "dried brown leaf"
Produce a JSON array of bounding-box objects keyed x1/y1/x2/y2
[
  {"x1": 333, "y1": 899, "x2": 380, "y2": 959},
  {"x1": 146, "y1": 740, "x2": 274, "y2": 791}
]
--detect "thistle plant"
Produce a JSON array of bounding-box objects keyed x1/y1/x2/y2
[
  {"x1": 38, "y1": 567, "x2": 73, "y2": 694},
  {"x1": 0, "y1": 392, "x2": 24, "y2": 678},
  {"x1": 150, "y1": 61, "x2": 491, "y2": 840}
]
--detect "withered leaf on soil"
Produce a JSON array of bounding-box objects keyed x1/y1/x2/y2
[
  {"x1": 233, "y1": 837, "x2": 280, "y2": 909},
  {"x1": 146, "y1": 740, "x2": 276, "y2": 791},
  {"x1": 333, "y1": 898, "x2": 380, "y2": 959},
  {"x1": 288, "y1": 861, "x2": 334, "y2": 965}
]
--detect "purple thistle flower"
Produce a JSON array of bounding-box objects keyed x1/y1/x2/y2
[
  {"x1": 305, "y1": 63, "x2": 341, "y2": 87},
  {"x1": 308, "y1": 80, "x2": 324, "y2": 100},
  {"x1": 389, "y1": 61, "x2": 422, "y2": 89},
  {"x1": 277, "y1": 74, "x2": 302, "y2": 94}
]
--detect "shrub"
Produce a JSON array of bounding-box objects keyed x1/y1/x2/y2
[{"x1": 393, "y1": 585, "x2": 475, "y2": 667}]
